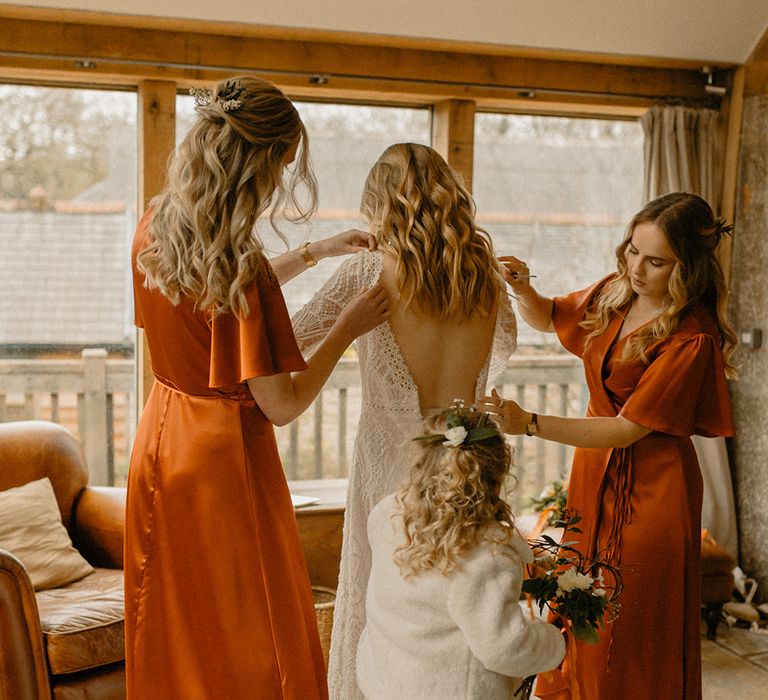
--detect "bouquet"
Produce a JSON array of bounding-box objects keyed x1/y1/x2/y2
[{"x1": 514, "y1": 508, "x2": 623, "y2": 699}]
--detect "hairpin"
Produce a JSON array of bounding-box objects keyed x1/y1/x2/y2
[
  {"x1": 216, "y1": 80, "x2": 245, "y2": 113},
  {"x1": 189, "y1": 87, "x2": 212, "y2": 110},
  {"x1": 713, "y1": 219, "x2": 734, "y2": 244}
]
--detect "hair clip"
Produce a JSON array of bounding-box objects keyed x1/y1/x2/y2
[
  {"x1": 216, "y1": 80, "x2": 245, "y2": 113},
  {"x1": 713, "y1": 220, "x2": 734, "y2": 244},
  {"x1": 189, "y1": 87, "x2": 212, "y2": 110}
]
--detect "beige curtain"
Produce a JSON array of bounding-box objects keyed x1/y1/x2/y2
[
  {"x1": 641, "y1": 104, "x2": 738, "y2": 558},
  {"x1": 641, "y1": 105, "x2": 722, "y2": 209}
]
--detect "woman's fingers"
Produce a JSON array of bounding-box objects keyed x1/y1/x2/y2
[
  {"x1": 323, "y1": 228, "x2": 377, "y2": 257},
  {"x1": 499, "y1": 256, "x2": 531, "y2": 281},
  {"x1": 476, "y1": 392, "x2": 529, "y2": 435},
  {"x1": 477, "y1": 389, "x2": 505, "y2": 415},
  {"x1": 337, "y1": 283, "x2": 390, "y2": 340},
  {"x1": 345, "y1": 228, "x2": 377, "y2": 251}
]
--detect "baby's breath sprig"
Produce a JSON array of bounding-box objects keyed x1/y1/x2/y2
[
  {"x1": 189, "y1": 87, "x2": 212, "y2": 110},
  {"x1": 216, "y1": 80, "x2": 245, "y2": 112}
]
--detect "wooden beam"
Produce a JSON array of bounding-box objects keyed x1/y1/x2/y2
[
  {"x1": 432, "y1": 100, "x2": 476, "y2": 191},
  {"x1": 0, "y1": 57, "x2": 651, "y2": 118},
  {"x1": 718, "y1": 67, "x2": 745, "y2": 285},
  {"x1": 0, "y1": 14, "x2": 712, "y2": 110},
  {"x1": 745, "y1": 24, "x2": 768, "y2": 96},
  {"x1": 0, "y1": 4, "x2": 725, "y2": 71},
  {"x1": 137, "y1": 80, "x2": 177, "y2": 406}
]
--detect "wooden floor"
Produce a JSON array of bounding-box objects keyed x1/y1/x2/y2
[{"x1": 703, "y1": 622, "x2": 768, "y2": 698}]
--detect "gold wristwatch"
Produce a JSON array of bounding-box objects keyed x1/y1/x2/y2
[
  {"x1": 300, "y1": 241, "x2": 317, "y2": 268},
  {"x1": 525, "y1": 413, "x2": 539, "y2": 437}
]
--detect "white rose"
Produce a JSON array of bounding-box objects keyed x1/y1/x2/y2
[
  {"x1": 538, "y1": 485, "x2": 555, "y2": 499},
  {"x1": 556, "y1": 567, "x2": 594, "y2": 597},
  {"x1": 443, "y1": 426, "x2": 468, "y2": 447}
]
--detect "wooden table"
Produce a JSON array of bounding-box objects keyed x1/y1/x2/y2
[{"x1": 289, "y1": 479, "x2": 347, "y2": 590}]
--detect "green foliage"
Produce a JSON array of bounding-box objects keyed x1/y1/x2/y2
[
  {"x1": 515, "y1": 507, "x2": 623, "y2": 699},
  {"x1": 529, "y1": 479, "x2": 569, "y2": 526}
]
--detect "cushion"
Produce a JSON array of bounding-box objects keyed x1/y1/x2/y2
[
  {"x1": 36, "y1": 567, "x2": 124, "y2": 675},
  {"x1": 0, "y1": 476, "x2": 93, "y2": 590}
]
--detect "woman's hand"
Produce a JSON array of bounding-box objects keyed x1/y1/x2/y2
[
  {"x1": 477, "y1": 389, "x2": 531, "y2": 435},
  {"x1": 498, "y1": 255, "x2": 555, "y2": 332},
  {"x1": 334, "y1": 283, "x2": 390, "y2": 343},
  {"x1": 315, "y1": 228, "x2": 377, "y2": 259},
  {"x1": 270, "y1": 229, "x2": 376, "y2": 285},
  {"x1": 498, "y1": 255, "x2": 535, "y2": 296}
]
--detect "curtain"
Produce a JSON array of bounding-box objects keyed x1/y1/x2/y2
[
  {"x1": 641, "y1": 105, "x2": 722, "y2": 208},
  {"x1": 640, "y1": 104, "x2": 738, "y2": 558}
]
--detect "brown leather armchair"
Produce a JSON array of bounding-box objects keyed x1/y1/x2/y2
[{"x1": 0, "y1": 420, "x2": 126, "y2": 700}]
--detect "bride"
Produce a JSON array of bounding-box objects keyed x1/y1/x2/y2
[{"x1": 292, "y1": 142, "x2": 517, "y2": 699}]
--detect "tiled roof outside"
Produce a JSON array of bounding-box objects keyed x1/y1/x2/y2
[
  {"x1": 1, "y1": 208, "x2": 136, "y2": 347},
  {"x1": 1, "y1": 120, "x2": 642, "y2": 349}
]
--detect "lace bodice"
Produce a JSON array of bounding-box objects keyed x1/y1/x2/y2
[{"x1": 291, "y1": 250, "x2": 517, "y2": 699}]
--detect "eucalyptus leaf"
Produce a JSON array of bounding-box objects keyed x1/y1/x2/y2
[
  {"x1": 572, "y1": 623, "x2": 600, "y2": 645},
  {"x1": 467, "y1": 427, "x2": 499, "y2": 441}
]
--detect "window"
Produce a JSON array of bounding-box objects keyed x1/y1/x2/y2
[
  {"x1": 281, "y1": 102, "x2": 431, "y2": 480},
  {"x1": 473, "y1": 113, "x2": 644, "y2": 506},
  {"x1": 176, "y1": 97, "x2": 430, "y2": 480},
  {"x1": 0, "y1": 85, "x2": 138, "y2": 486}
]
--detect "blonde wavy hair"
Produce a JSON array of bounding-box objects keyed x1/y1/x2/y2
[
  {"x1": 137, "y1": 76, "x2": 317, "y2": 317},
  {"x1": 361, "y1": 143, "x2": 502, "y2": 319},
  {"x1": 582, "y1": 192, "x2": 737, "y2": 377},
  {"x1": 394, "y1": 408, "x2": 515, "y2": 579}
]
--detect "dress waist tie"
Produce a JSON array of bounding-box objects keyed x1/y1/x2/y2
[{"x1": 603, "y1": 445, "x2": 635, "y2": 566}]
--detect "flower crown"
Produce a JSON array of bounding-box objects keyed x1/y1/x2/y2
[
  {"x1": 189, "y1": 80, "x2": 244, "y2": 113},
  {"x1": 413, "y1": 400, "x2": 501, "y2": 448}
]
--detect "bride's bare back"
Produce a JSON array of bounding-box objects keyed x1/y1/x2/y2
[{"x1": 379, "y1": 253, "x2": 497, "y2": 413}]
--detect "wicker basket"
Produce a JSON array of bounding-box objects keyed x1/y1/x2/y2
[{"x1": 312, "y1": 586, "x2": 336, "y2": 669}]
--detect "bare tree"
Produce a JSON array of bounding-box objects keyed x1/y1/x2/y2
[{"x1": 0, "y1": 86, "x2": 134, "y2": 200}]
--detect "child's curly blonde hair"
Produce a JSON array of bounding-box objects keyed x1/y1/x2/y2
[{"x1": 394, "y1": 406, "x2": 515, "y2": 578}]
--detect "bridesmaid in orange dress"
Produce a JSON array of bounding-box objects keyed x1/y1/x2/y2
[
  {"x1": 480, "y1": 193, "x2": 736, "y2": 700},
  {"x1": 126, "y1": 76, "x2": 389, "y2": 700}
]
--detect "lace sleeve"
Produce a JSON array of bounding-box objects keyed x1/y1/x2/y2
[
  {"x1": 487, "y1": 293, "x2": 518, "y2": 388},
  {"x1": 291, "y1": 251, "x2": 378, "y2": 355}
]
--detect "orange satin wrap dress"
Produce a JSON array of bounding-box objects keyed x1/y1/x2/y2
[
  {"x1": 125, "y1": 213, "x2": 328, "y2": 699},
  {"x1": 535, "y1": 276, "x2": 733, "y2": 700}
]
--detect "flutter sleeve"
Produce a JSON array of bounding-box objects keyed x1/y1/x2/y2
[
  {"x1": 446, "y1": 533, "x2": 565, "y2": 679},
  {"x1": 131, "y1": 210, "x2": 154, "y2": 329},
  {"x1": 552, "y1": 276, "x2": 613, "y2": 358},
  {"x1": 620, "y1": 333, "x2": 734, "y2": 437},
  {"x1": 291, "y1": 251, "x2": 377, "y2": 355},
  {"x1": 209, "y1": 272, "x2": 307, "y2": 388}
]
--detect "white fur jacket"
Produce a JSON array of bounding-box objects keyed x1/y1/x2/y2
[{"x1": 356, "y1": 494, "x2": 566, "y2": 700}]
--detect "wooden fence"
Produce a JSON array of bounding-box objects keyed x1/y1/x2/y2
[{"x1": 0, "y1": 352, "x2": 586, "y2": 504}]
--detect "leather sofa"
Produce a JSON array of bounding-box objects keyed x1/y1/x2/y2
[{"x1": 0, "y1": 421, "x2": 126, "y2": 700}]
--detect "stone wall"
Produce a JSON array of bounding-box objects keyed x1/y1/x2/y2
[{"x1": 729, "y1": 92, "x2": 768, "y2": 597}]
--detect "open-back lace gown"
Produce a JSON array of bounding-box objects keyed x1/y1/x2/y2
[{"x1": 292, "y1": 250, "x2": 517, "y2": 700}]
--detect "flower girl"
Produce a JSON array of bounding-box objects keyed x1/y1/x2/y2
[{"x1": 356, "y1": 404, "x2": 565, "y2": 700}]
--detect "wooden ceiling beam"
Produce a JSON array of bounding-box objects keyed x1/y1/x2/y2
[{"x1": 0, "y1": 14, "x2": 714, "y2": 108}]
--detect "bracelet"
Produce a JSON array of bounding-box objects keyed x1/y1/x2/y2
[{"x1": 300, "y1": 241, "x2": 317, "y2": 268}]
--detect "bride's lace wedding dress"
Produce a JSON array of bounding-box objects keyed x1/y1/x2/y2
[{"x1": 292, "y1": 250, "x2": 517, "y2": 700}]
